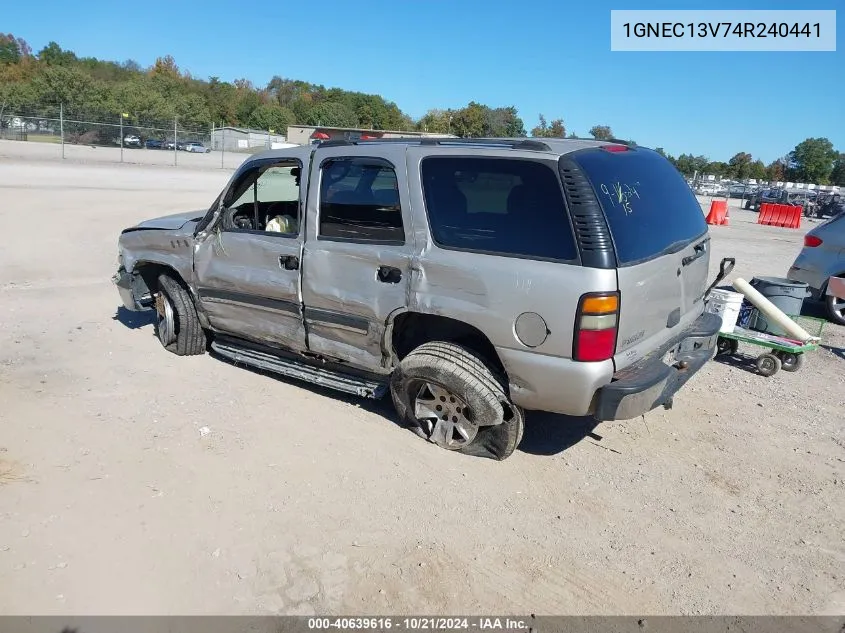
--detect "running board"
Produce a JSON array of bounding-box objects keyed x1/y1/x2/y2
[{"x1": 211, "y1": 340, "x2": 388, "y2": 399}]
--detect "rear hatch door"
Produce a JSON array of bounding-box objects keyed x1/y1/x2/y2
[{"x1": 567, "y1": 146, "x2": 711, "y2": 370}]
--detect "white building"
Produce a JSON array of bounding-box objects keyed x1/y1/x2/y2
[{"x1": 210, "y1": 126, "x2": 288, "y2": 152}]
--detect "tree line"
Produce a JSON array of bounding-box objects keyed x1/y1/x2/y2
[{"x1": 1, "y1": 34, "x2": 842, "y2": 185}]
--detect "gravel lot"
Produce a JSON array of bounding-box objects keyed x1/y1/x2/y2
[
  {"x1": 0, "y1": 136, "x2": 250, "y2": 170},
  {"x1": 1, "y1": 140, "x2": 843, "y2": 616}
]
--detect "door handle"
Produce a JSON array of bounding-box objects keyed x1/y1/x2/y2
[
  {"x1": 279, "y1": 255, "x2": 299, "y2": 270},
  {"x1": 682, "y1": 242, "x2": 707, "y2": 266},
  {"x1": 377, "y1": 265, "x2": 402, "y2": 284}
]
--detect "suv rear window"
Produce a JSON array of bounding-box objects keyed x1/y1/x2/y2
[
  {"x1": 421, "y1": 157, "x2": 577, "y2": 261},
  {"x1": 570, "y1": 148, "x2": 708, "y2": 266}
]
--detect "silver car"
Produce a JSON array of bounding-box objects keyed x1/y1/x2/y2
[
  {"x1": 113, "y1": 138, "x2": 723, "y2": 460},
  {"x1": 787, "y1": 212, "x2": 845, "y2": 325},
  {"x1": 184, "y1": 142, "x2": 210, "y2": 153}
]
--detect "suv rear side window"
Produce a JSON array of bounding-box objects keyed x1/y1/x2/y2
[
  {"x1": 421, "y1": 157, "x2": 577, "y2": 261},
  {"x1": 570, "y1": 148, "x2": 708, "y2": 266}
]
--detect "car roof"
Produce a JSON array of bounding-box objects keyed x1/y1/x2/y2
[{"x1": 244, "y1": 136, "x2": 626, "y2": 164}]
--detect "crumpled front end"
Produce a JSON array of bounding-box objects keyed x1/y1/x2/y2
[{"x1": 112, "y1": 267, "x2": 153, "y2": 311}]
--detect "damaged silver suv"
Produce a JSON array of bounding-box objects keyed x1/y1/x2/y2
[{"x1": 114, "y1": 138, "x2": 722, "y2": 460}]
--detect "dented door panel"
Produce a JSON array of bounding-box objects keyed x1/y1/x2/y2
[
  {"x1": 301, "y1": 145, "x2": 413, "y2": 372},
  {"x1": 301, "y1": 241, "x2": 411, "y2": 371},
  {"x1": 193, "y1": 231, "x2": 307, "y2": 351}
]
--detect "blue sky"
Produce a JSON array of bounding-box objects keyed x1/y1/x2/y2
[{"x1": 6, "y1": 0, "x2": 843, "y2": 163}]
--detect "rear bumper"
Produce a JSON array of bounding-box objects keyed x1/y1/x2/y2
[{"x1": 593, "y1": 311, "x2": 721, "y2": 421}]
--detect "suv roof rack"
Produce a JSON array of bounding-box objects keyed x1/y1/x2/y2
[{"x1": 316, "y1": 137, "x2": 553, "y2": 152}]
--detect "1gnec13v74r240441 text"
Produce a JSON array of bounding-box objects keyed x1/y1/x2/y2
[{"x1": 622, "y1": 21, "x2": 821, "y2": 39}]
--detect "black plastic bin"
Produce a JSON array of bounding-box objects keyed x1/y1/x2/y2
[{"x1": 748, "y1": 276, "x2": 811, "y2": 337}]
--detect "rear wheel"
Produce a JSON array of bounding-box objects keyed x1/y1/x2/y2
[
  {"x1": 777, "y1": 351, "x2": 804, "y2": 372},
  {"x1": 755, "y1": 353, "x2": 781, "y2": 377},
  {"x1": 716, "y1": 337, "x2": 739, "y2": 356},
  {"x1": 825, "y1": 292, "x2": 845, "y2": 326},
  {"x1": 154, "y1": 274, "x2": 206, "y2": 356},
  {"x1": 390, "y1": 342, "x2": 523, "y2": 460}
]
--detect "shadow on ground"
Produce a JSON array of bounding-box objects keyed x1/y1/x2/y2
[
  {"x1": 112, "y1": 306, "x2": 155, "y2": 329},
  {"x1": 711, "y1": 351, "x2": 764, "y2": 375},
  {"x1": 822, "y1": 344, "x2": 845, "y2": 361},
  {"x1": 518, "y1": 411, "x2": 598, "y2": 456},
  {"x1": 209, "y1": 347, "x2": 597, "y2": 458},
  {"x1": 208, "y1": 347, "x2": 398, "y2": 419}
]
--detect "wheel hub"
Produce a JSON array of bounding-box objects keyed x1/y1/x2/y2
[
  {"x1": 155, "y1": 292, "x2": 176, "y2": 346},
  {"x1": 413, "y1": 382, "x2": 476, "y2": 450}
]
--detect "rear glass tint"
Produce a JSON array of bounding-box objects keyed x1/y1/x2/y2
[
  {"x1": 570, "y1": 148, "x2": 708, "y2": 265},
  {"x1": 421, "y1": 157, "x2": 577, "y2": 261}
]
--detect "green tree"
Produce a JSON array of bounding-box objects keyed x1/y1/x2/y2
[
  {"x1": 531, "y1": 114, "x2": 565, "y2": 138},
  {"x1": 305, "y1": 101, "x2": 358, "y2": 127},
  {"x1": 788, "y1": 137, "x2": 837, "y2": 183},
  {"x1": 0, "y1": 33, "x2": 30, "y2": 64},
  {"x1": 674, "y1": 154, "x2": 709, "y2": 177},
  {"x1": 589, "y1": 125, "x2": 613, "y2": 140},
  {"x1": 451, "y1": 102, "x2": 487, "y2": 137},
  {"x1": 418, "y1": 109, "x2": 451, "y2": 134},
  {"x1": 247, "y1": 103, "x2": 296, "y2": 132},
  {"x1": 206, "y1": 77, "x2": 238, "y2": 125},
  {"x1": 149, "y1": 55, "x2": 180, "y2": 79},
  {"x1": 654, "y1": 147, "x2": 667, "y2": 157},
  {"x1": 727, "y1": 152, "x2": 753, "y2": 180},
  {"x1": 706, "y1": 161, "x2": 730, "y2": 177},
  {"x1": 748, "y1": 160, "x2": 766, "y2": 181},
  {"x1": 766, "y1": 160, "x2": 786, "y2": 182},
  {"x1": 484, "y1": 106, "x2": 525, "y2": 137},
  {"x1": 830, "y1": 153, "x2": 845, "y2": 186},
  {"x1": 235, "y1": 89, "x2": 262, "y2": 126},
  {"x1": 37, "y1": 42, "x2": 77, "y2": 65}
]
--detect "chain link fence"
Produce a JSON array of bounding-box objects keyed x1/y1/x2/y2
[{"x1": 0, "y1": 104, "x2": 284, "y2": 169}]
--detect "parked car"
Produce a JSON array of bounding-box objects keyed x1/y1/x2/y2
[
  {"x1": 184, "y1": 142, "x2": 211, "y2": 153},
  {"x1": 787, "y1": 211, "x2": 845, "y2": 325},
  {"x1": 745, "y1": 188, "x2": 784, "y2": 210},
  {"x1": 163, "y1": 140, "x2": 176, "y2": 150},
  {"x1": 123, "y1": 134, "x2": 142, "y2": 148},
  {"x1": 176, "y1": 141, "x2": 188, "y2": 151},
  {"x1": 113, "y1": 138, "x2": 723, "y2": 460},
  {"x1": 145, "y1": 139, "x2": 163, "y2": 150},
  {"x1": 695, "y1": 183, "x2": 719, "y2": 196},
  {"x1": 728, "y1": 184, "x2": 755, "y2": 198},
  {"x1": 811, "y1": 192, "x2": 843, "y2": 219}
]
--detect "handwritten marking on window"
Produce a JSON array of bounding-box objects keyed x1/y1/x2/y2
[{"x1": 600, "y1": 181, "x2": 641, "y2": 216}]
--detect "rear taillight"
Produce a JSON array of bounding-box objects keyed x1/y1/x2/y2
[
  {"x1": 574, "y1": 292, "x2": 620, "y2": 362},
  {"x1": 804, "y1": 235, "x2": 823, "y2": 247}
]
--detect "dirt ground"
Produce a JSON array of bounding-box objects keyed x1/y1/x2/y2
[{"x1": 1, "y1": 140, "x2": 843, "y2": 616}]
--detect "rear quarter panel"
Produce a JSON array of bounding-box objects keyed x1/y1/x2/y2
[
  {"x1": 403, "y1": 146, "x2": 618, "y2": 356},
  {"x1": 403, "y1": 146, "x2": 618, "y2": 414}
]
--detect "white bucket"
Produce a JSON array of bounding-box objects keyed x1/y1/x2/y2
[{"x1": 706, "y1": 289, "x2": 744, "y2": 333}]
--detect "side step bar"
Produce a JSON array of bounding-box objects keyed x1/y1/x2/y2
[{"x1": 210, "y1": 340, "x2": 388, "y2": 399}]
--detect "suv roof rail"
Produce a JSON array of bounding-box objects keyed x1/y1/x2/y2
[{"x1": 316, "y1": 137, "x2": 553, "y2": 151}]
